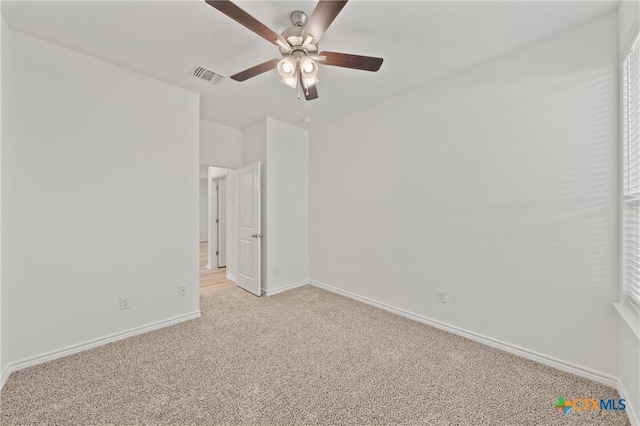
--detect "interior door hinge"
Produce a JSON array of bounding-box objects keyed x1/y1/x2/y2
[
  {"x1": 216, "y1": 251, "x2": 219, "y2": 256},
  {"x1": 216, "y1": 218, "x2": 219, "y2": 224}
]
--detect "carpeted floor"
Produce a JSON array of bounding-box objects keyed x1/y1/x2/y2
[{"x1": 0, "y1": 285, "x2": 630, "y2": 425}]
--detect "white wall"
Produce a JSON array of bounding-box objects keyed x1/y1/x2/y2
[
  {"x1": 0, "y1": 16, "x2": 6, "y2": 383},
  {"x1": 198, "y1": 120, "x2": 242, "y2": 246},
  {"x1": 2, "y1": 29, "x2": 200, "y2": 367},
  {"x1": 241, "y1": 119, "x2": 309, "y2": 294},
  {"x1": 310, "y1": 12, "x2": 620, "y2": 381},
  {"x1": 199, "y1": 179, "x2": 208, "y2": 242},
  {"x1": 242, "y1": 120, "x2": 268, "y2": 291},
  {"x1": 620, "y1": 1, "x2": 640, "y2": 49},
  {"x1": 200, "y1": 120, "x2": 242, "y2": 169},
  {"x1": 266, "y1": 118, "x2": 309, "y2": 293},
  {"x1": 619, "y1": 319, "x2": 639, "y2": 423},
  {"x1": 618, "y1": 1, "x2": 640, "y2": 423}
]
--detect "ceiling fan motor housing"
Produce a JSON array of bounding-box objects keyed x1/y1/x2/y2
[
  {"x1": 289, "y1": 10, "x2": 308, "y2": 27},
  {"x1": 279, "y1": 11, "x2": 318, "y2": 57}
]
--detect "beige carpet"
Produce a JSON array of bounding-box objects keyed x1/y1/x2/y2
[{"x1": 1, "y1": 285, "x2": 629, "y2": 425}]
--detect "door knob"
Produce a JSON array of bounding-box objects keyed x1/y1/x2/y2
[{"x1": 251, "y1": 233, "x2": 263, "y2": 238}]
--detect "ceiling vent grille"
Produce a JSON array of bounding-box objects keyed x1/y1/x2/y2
[{"x1": 192, "y1": 66, "x2": 225, "y2": 85}]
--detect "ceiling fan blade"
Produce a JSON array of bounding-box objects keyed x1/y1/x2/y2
[
  {"x1": 230, "y1": 59, "x2": 279, "y2": 82},
  {"x1": 205, "y1": 0, "x2": 284, "y2": 46},
  {"x1": 301, "y1": 0, "x2": 348, "y2": 43},
  {"x1": 319, "y1": 51, "x2": 383, "y2": 72},
  {"x1": 304, "y1": 84, "x2": 319, "y2": 101},
  {"x1": 299, "y1": 73, "x2": 319, "y2": 101},
  {"x1": 308, "y1": 55, "x2": 327, "y2": 63}
]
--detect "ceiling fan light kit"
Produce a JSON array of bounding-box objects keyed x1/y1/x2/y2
[
  {"x1": 275, "y1": 52, "x2": 318, "y2": 90},
  {"x1": 276, "y1": 54, "x2": 320, "y2": 91},
  {"x1": 205, "y1": 0, "x2": 384, "y2": 101}
]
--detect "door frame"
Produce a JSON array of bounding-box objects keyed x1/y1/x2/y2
[
  {"x1": 207, "y1": 167, "x2": 229, "y2": 271},
  {"x1": 217, "y1": 178, "x2": 227, "y2": 268}
]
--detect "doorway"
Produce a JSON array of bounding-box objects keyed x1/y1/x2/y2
[
  {"x1": 199, "y1": 166, "x2": 234, "y2": 292},
  {"x1": 199, "y1": 163, "x2": 261, "y2": 295}
]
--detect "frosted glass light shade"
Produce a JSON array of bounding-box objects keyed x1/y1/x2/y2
[
  {"x1": 277, "y1": 57, "x2": 298, "y2": 79},
  {"x1": 281, "y1": 76, "x2": 298, "y2": 89},
  {"x1": 299, "y1": 57, "x2": 318, "y2": 79}
]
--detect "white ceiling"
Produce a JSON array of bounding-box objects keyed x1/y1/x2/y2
[{"x1": 2, "y1": 1, "x2": 618, "y2": 129}]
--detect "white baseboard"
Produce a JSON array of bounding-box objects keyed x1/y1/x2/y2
[
  {"x1": 264, "y1": 280, "x2": 309, "y2": 296},
  {"x1": 309, "y1": 280, "x2": 618, "y2": 389},
  {"x1": 617, "y1": 379, "x2": 639, "y2": 426},
  {"x1": 0, "y1": 310, "x2": 201, "y2": 390},
  {"x1": 227, "y1": 273, "x2": 237, "y2": 283},
  {"x1": 1, "y1": 364, "x2": 10, "y2": 389}
]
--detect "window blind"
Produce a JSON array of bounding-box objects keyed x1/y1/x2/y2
[{"x1": 623, "y1": 32, "x2": 640, "y2": 311}]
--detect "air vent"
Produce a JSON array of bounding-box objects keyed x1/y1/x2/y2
[{"x1": 192, "y1": 66, "x2": 225, "y2": 85}]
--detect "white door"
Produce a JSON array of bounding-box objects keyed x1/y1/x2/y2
[
  {"x1": 217, "y1": 178, "x2": 227, "y2": 267},
  {"x1": 236, "y1": 162, "x2": 261, "y2": 296}
]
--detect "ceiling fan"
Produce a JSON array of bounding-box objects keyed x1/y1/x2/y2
[{"x1": 205, "y1": 0, "x2": 384, "y2": 101}]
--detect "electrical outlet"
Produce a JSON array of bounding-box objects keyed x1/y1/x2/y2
[
  {"x1": 178, "y1": 285, "x2": 188, "y2": 297},
  {"x1": 437, "y1": 290, "x2": 447, "y2": 304},
  {"x1": 119, "y1": 296, "x2": 131, "y2": 310}
]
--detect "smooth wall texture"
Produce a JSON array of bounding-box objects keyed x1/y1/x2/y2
[
  {"x1": 0, "y1": 15, "x2": 6, "y2": 381},
  {"x1": 619, "y1": 320, "x2": 639, "y2": 423},
  {"x1": 199, "y1": 179, "x2": 208, "y2": 242},
  {"x1": 198, "y1": 120, "x2": 242, "y2": 248},
  {"x1": 200, "y1": 120, "x2": 242, "y2": 169},
  {"x1": 266, "y1": 118, "x2": 309, "y2": 293},
  {"x1": 2, "y1": 29, "x2": 200, "y2": 364},
  {"x1": 620, "y1": 1, "x2": 640, "y2": 50},
  {"x1": 310, "y1": 13, "x2": 619, "y2": 378}
]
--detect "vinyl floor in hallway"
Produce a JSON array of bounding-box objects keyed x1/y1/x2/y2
[{"x1": 199, "y1": 241, "x2": 234, "y2": 292}]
